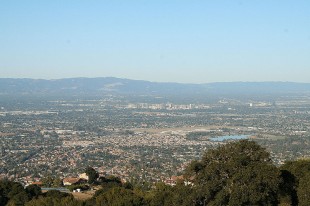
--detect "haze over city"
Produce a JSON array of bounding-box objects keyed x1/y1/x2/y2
[{"x1": 1, "y1": 0, "x2": 310, "y2": 83}]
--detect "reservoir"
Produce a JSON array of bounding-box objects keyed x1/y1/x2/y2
[{"x1": 209, "y1": 135, "x2": 249, "y2": 142}]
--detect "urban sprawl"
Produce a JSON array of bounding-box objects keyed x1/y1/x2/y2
[{"x1": 1, "y1": 94, "x2": 310, "y2": 187}]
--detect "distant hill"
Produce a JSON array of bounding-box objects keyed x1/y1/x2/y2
[{"x1": 0, "y1": 77, "x2": 310, "y2": 97}]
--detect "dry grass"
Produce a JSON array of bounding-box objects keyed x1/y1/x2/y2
[{"x1": 71, "y1": 191, "x2": 94, "y2": 200}]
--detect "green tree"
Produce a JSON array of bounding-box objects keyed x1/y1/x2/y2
[
  {"x1": 7, "y1": 182, "x2": 25, "y2": 200},
  {"x1": 0, "y1": 180, "x2": 29, "y2": 206},
  {"x1": 0, "y1": 187, "x2": 8, "y2": 206},
  {"x1": 171, "y1": 182, "x2": 195, "y2": 206},
  {"x1": 52, "y1": 177, "x2": 63, "y2": 187},
  {"x1": 85, "y1": 167, "x2": 99, "y2": 184},
  {"x1": 281, "y1": 159, "x2": 310, "y2": 180},
  {"x1": 188, "y1": 140, "x2": 280, "y2": 206},
  {"x1": 280, "y1": 159, "x2": 310, "y2": 205},
  {"x1": 227, "y1": 164, "x2": 280, "y2": 206},
  {"x1": 25, "y1": 196, "x2": 56, "y2": 206},
  {"x1": 25, "y1": 196, "x2": 83, "y2": 206},
  {"x1": 45, "y1": 190, "x2": 70, "y2": 199},
  {"x1": 41, "y1": 175, "x2": 54, "y2": 188},
  {"x1": 184, "y1": 160, "x2": 203, "y2": 180},
  {"x1": 25, "y1": 184, "x2": 42, "y2": 199},
  {"x1": 297, "y1": 173, "x2": 310, "y2": 206},
  {"x1": 95, "y1": 187, "x2": 146, "y2": 206},
  {"x1": 278, "y1": 170, "x2": 297, "y2": 206},
  {"x1": 149, "y1": 182, "x2": 194, "y2": 206},
  {"x1": 149, "y1": 183, "x2": 173, "y2": 206},
  {"x1": 6, "y1": 191, "x2": 29, "y2": 206}
]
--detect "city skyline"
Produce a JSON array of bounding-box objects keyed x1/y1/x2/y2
[{"x1": 1, "y1": 1, "x2": 310, "y2": 83}]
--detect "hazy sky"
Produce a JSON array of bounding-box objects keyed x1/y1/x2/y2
[{"x1": 1, "y1": 1, "x2": 310, "y2": 83}]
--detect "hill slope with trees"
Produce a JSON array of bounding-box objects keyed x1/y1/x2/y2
[{"x1": 1, "y1": 140, "x2": 310, "y2": 206}]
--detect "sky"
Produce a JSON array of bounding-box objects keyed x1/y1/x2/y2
[{"x1": 1, "y1": 0, "x2": 310, "y2": 83}]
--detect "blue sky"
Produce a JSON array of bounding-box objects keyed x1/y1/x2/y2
[{"x1": 1, "y1": 0, "x2": 310, "y2": 83}]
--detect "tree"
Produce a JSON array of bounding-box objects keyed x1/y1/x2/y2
[
  {"x1": 45, "y1": 190, "x2": 70, "y2": 199},
  {"x1": 278, "y1": 169, "x2": 297, "y2": 206},
  {"x1": 25, "y1": 196, "x2": 83, "y2": 206},
  {"x1": 52, "y1": 177, "x2": 63, "y2": 188},
  {"x1": 297, "y1": 173, "x2": 310, "y2": 206},
  {"x1": 7, "y1": 182, "x2": 25, "y2": 200},
  {"x1": 25, "y1": 184, "x2": 42, "y2": 199},
  {"x1": 184, "y1": 160, "x2": 203, "y2": 177},
  {"x1": 227, "y1": 164, "x2": 280, "y2": 205},
  {"x1": 95, "y1": 187, "x2": 146, "y2": 206},
  {"x1": 281, "y1": 159, "x2": 310, "y2": 181},
  {"x1": 0, "y1": 180, "x2": 29, "y2": 206},
  {"x1": 280, "y1": 159, "x2": 310, "y2": 205},
  {"x1": 85, "y1": 167, "x2": 99, "y2": 184},
  {"x1": 149, "y1": 183, "x2": 173, "y2": 206},
  {"x1": 0, "y1": 187, "x2": 8, "y2": 206},
  {"x1": 25, "y1": 197, "x2": 56, "y2": 206},
  {"x1": 6, "y1": 191, "x2": 29, "y2": 206},
  {"x1": 188, "y1": 140, "x2": 281, "y2": 205},
  {"x1": 149, "y1": 182, "x2": 194, "y2": 206},
  {"x1": 41, "y1": 175, "x2": 54, "y2": 187}
]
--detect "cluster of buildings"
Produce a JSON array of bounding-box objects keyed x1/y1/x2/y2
[{"x1": 1, "y1": 96, "x2": 310, "y2": 187}]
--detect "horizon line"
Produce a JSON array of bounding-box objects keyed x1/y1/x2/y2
[{"x1": 0, "y1": 77, "x2": 308, "y2": 85}]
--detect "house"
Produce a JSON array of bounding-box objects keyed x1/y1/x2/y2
[
  {"x1": 165, "y1": 175, "x2": 183, "y2": 186},
  {"x1": 31, "y1": 181, "x2": 43, "y2": 186},
  {"x1": 63, "y1": 177, "x2": 87, "y2": 186},
  {"x1": 164, "y1": 175, "x2": 193, "y2": 186},
  {"x1": 79, "y1": 173, "x2": 89, "y2": 180}
]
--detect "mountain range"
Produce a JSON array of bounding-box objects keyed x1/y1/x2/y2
[{"x1": 0, "y1": 77, "x2": 310, "y2": 97}]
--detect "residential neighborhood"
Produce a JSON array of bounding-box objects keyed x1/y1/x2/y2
[{"x1": 1, "y1": 94, "x2": 310, "y2": 188}]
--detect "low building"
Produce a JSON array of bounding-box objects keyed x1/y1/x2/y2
[
  {"x1": 63, "y1": 177, "x2": 87, "y2": 186},
  {"x1": 79, "y1": 173, "x2": 89, "y2": 180}
]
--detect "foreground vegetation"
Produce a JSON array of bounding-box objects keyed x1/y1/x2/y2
[{"x1": 1, "y1": 140, "x2": 310, "y2": 206}]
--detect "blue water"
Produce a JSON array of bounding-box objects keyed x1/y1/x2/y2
[{"x1": 209, "y1": 135, "x2": 249, "y2": 142}]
